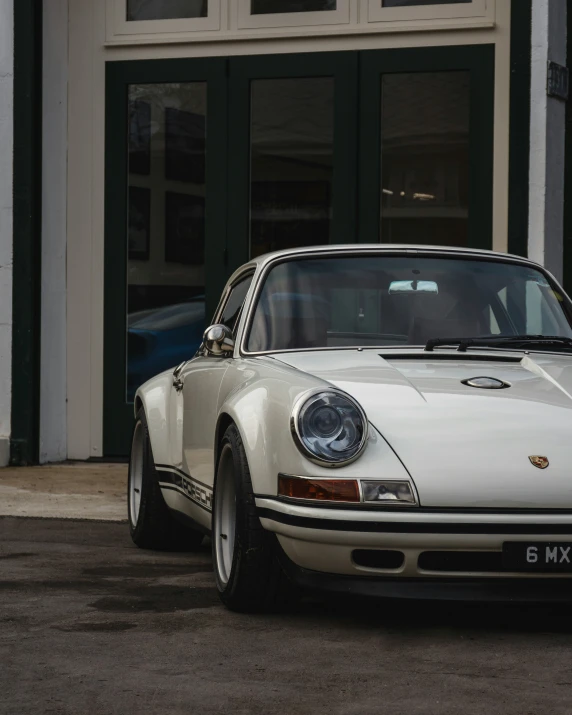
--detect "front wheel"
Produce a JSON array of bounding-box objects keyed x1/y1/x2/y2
[
  {"x1": 128, "y1": 408, "x2": 204, "y2": 551},
  {"x1": 212, "y1": 424, "x2": 288, "y2": 612}
]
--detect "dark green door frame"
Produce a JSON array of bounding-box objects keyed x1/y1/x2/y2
[
  {"x1": 104, "y1": 58, "x2": 227, "y2": 456},
  {"x1": 11, "y1": 0, "x2": 43, "y2": 465},
  {"x1": 359, "y1": 44, "x2": 495, "y2": 250}
]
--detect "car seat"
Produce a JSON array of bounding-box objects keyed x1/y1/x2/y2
[{"x1": 406, "y1": 285, "x2": 485, "y2": 346}]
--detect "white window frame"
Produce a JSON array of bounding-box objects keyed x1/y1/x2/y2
[
  {"x1": 105, "y1": 0, "x2": 495, "y2": 45},
  {"x1": 236, "y1": 0, "x2": 351, "y2": 30},
  {"x1": 364, "y1": 0, "x2": 494, "y2": 26},
  {"x1": 106, "y1": 0, "x2": 221, "y2": 43}
]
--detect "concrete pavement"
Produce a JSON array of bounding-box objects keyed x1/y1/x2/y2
[
  {"x1": 2, "y1": 516, "x2": 572, "y2": 715},
  {"x1": 0, "y1": 462, "x2": 127, "y2": 521}
]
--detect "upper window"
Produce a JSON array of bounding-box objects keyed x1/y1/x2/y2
[
  {"x1": 251, "y1": 0, "x2": 337, "y2": 13},
  {"x1": 108, "y1": 0, "x2": 494, "y2": 44},
  {"x1": 127, "y1": 0, "x2": 208, "y2": 21},
  {"x1": 246, "y1": 256, "x2": 572, "y2": 354},
  {"x1": 237, "y1": 0, "x2": 350, "y2": 29},
  {"x1": 107, "y1": 0, "x2": 220, "y2": 42},
  {"x1": 367, "y1": 0, "x2": 491, "y2": 24},
  {"x1": 382, "y1": 0, "x2": 471, "y2": 6}
]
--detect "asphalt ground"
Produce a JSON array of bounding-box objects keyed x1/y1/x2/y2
[{"x1": 2, "y1": 517, "x2": 572, "y2": 715}]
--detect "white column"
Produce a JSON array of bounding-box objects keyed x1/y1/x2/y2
[
  {"x1": 0, "y1": 0, "x2": 13, "y2": 467},
  {"x1": 528, "y1": 0, "x2": 567, "y2": 280}
]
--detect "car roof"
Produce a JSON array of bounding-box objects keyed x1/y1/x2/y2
[{"x1": 227, "y1": 244, "x2": 541, "y2": 285}]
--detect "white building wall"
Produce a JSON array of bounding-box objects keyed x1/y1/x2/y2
[
  {"x1": 40, "y1": 0, "x2": 68, "y2": 463},
  {"x1": 528, "y1": 0, "x2": 567, "y2": 280},
  {"x1": 0, "y1": 0, "x2": 13, "y2": 466}
]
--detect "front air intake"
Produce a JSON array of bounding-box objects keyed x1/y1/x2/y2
[
  {"x1": 352, "y1": 550, "x2": 404, "y2": 570},
  {"x1": 418, "y1": 551, "x2": 504, "y2": 573}
]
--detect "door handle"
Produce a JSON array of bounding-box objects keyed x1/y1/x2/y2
[{"x1": 173, "y1": 361, "x2": 187, "y2": 392}]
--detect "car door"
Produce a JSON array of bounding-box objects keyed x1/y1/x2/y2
[{"x1": 180, "y1": 272, "x2": 254, "y2": 524}]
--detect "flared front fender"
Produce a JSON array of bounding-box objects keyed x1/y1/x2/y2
[{"x1": 216, "y1": 361, "x2": 411, "y2": 497}]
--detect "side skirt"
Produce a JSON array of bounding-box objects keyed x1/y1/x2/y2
[{"x1": 156, "y1": 464, "x2": 213, "y2": 532}]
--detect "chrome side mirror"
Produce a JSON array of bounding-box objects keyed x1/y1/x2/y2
[{"x1": 203, "y1": 324, "x2": 235, "y2": 357}]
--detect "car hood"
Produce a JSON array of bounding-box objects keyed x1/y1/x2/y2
[{"x1": 273, "y1": 349, "x2": 572, "y2": 509}]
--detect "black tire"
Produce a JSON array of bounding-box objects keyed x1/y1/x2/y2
[
  {"x1": 212, "y1": 424, "x2": 291, "y2": 612},
  {"x1": 128, "y1": 408, "x2": 204, "y2": 551}
]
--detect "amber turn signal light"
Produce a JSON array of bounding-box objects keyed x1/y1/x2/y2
[{"x1": 278, "y1": 476, "x2": 360, "y2": 502}]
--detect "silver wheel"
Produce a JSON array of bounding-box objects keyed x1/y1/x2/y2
[
  {"x1": 129, "y1": 420, "x2": 144, "y2": 528},
  {"x1": 214, "y1": 444, "x2": 237, "y2": 585}
]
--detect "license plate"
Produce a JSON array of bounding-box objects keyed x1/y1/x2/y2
[{"x1": 503, "y1": 542, "x2": 572, "y2": 572}]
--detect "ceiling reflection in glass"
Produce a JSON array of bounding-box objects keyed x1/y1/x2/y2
[{"x1": 251, "y1": 0, "x2": 336, "y2": 14}]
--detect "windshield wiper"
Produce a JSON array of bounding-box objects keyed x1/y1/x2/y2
[{"x1": 425, "y1": 335, "x2": 572, "y2": 353}]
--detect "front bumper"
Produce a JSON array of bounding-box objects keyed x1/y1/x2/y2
[
  {"x1": 278, "y1": 556, "x2": 572, "y2": 602},
  {"x1": 256, "y1": 498, "x2": 572, "y2": 588}
]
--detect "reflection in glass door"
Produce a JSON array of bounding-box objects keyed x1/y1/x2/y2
[
  {"x1": 380, "y1": 71, "x2": 470, "y2": 246},
  {"x1": 126, "y1": 82, "x2": 207, "y2": 400},
  {"x1": 359, "y1": 46, "x2": 494, "y2": 249},
  {"x1": 250, "y1": 77, "x2": 334, "y2": 257},
  {"x1": 227, "y1": 52, "x2": 358, "y2": 267}
]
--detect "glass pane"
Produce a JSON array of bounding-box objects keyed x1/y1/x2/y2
[
  {"x1": 382, "y1": 1, "x2": 470, "y2": 6},
  {"x1": 219, "y1": 276, "x2": 254, "y2": 332},
  {"x1": 250, "y1": 77, "x2": 334, "y2": 258},
  {"x1": 127, "y1": 0, "x2": 208, "y2": 21},
  {"x1": 127, "y1": 83, "x2": 207, "y2": 401},
  {"x1": 251, "y1": 0, "x2": 336, "y2": 14},
  {"x1": 380, "y1": 71, "x2": 470, "y2": 247}
]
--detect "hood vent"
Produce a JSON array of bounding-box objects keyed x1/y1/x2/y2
[{"x1": 381, "y1": 353, "x2": 523, "y2": 363}]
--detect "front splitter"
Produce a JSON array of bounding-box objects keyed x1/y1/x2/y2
[{"x1": 278, "y1": 551, "x2": 572, "y2": 603}]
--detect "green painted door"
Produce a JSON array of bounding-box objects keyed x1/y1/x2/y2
[
  {"x1": 103, "y1": 47, "x2": 495, "y2": 457},
  {"x1": 104, "y1": 59, "x2": 228, "y2": 456}
]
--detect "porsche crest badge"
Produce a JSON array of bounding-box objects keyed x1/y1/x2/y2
[{"x1": 529, "y1": 456, "x2": 549, "y2": 470}]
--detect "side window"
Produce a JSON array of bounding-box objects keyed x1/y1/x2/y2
[{"x1": 219, "y1": 274, "x2": 254, "y2": 333}]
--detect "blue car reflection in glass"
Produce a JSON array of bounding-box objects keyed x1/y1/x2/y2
[{"x1": 127, "y1": 300, "x2": 206, "y2": 402}]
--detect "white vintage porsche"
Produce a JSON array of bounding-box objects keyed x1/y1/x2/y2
[{"x1": 129, "y1": 245, "x2": 572, "y2": 611}]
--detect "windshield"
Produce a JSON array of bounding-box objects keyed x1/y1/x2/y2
[{"x1": 246, "y1": 255, "x2": 572, "y2": 353}]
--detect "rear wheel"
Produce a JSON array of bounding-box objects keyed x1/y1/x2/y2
[
  {"x1": 128, "y1": 408, "x2": 204, "y2": 551},
  {"x1": 212, "y1": 424, "x2": 289, "y2": 612}
]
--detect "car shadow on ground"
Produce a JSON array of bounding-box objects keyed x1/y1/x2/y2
[
  {"x1": 286, "y1": 594, "x2": 572, "y2": 636},
  {"x1": 2, "y1": 521, "x2": 569, "y2": 637}
]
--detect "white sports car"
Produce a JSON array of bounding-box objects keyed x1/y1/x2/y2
[{"x1": 129, "y1": 245, "x2": 572, "y2": 611}]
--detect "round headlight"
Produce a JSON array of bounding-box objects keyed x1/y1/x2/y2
[{"x1": 292, "y1": 390, "x2": 369, "y2": 467}]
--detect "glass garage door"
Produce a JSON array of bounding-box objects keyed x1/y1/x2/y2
[{"x1": 104, "y1": 47, "x2": 494, "y2": 455}]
